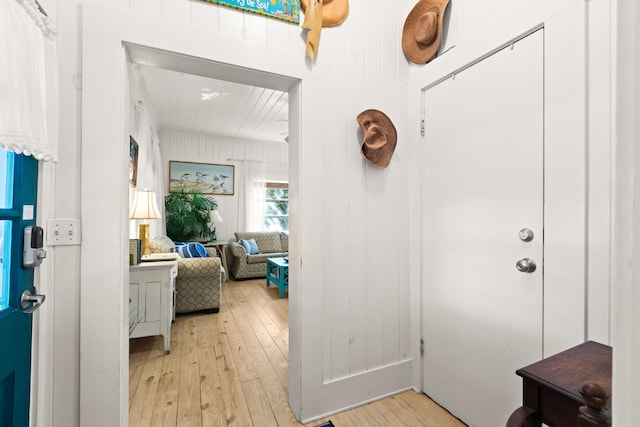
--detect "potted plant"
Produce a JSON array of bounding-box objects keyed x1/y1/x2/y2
[{"x1": 164, "y1": 190, "x2": 218, "y2": 242}]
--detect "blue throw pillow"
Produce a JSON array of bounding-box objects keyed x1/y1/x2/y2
[
  {"x1": 239, "y1": 239, "x2": 252, "y2": 254},
  {"x1": 175, "y1": 242, "x2": 208, "y2": 258},
  {"x1": 246, "y1": 238, "x2": 259, "y2": 254}
]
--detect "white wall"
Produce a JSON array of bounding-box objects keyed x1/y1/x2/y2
[
  {"x1": 44, "y1": 2, "x2": 83, "y2": 426},
  {"x1": 295, "y1": 2, "x2": 413, "y2": 419},
  {"x1": 44, "y1": 1, "x2": 623, "y2": 426},
  {"x1": 587, "y1": 0, "x2": 614, "y2": 345},
  {"x1": 612, "y1": 1, "x2": 639, "y2": 423},
  {"x1": 77, "y1": 0, "x2": 416, "y2": 423},
  {"x1": 160, "y1": 130, "x2": 289, "y2": 243}
]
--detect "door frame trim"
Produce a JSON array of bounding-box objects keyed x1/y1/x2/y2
[{"x1": 81, "y1": 5, "x2": 303, "y2": 424}]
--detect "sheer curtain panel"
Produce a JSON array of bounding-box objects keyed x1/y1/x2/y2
[
  {"x1": 0, "y1": 0, "x2": 58, "y2": 162},
  {"x1": 238, "y1": 161, "x2": 266, "y2": 232}
]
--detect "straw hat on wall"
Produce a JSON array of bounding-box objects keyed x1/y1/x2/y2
[
  {"x1": 402, "y1": 0, "x2": 450, "y2": 64},
  {"x1": 300, "y1": 0, "x2": 349, "y2": 27},
  {"x1": 357, "y1": 109, "x2": 397, "y2": 169}
]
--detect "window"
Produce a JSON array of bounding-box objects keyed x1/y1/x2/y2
[
  {"x1": 264, "y1": 182, "x2": 288, "y2": 231},
  {"x1": 0, "y1": 148, "x2": 15, "y2": 310}
]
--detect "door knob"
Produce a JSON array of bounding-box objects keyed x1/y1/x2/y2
[
  {"x1": 20, "y1": 289, "x2": 46, "y2": 314},
  {"x1": 516, "y1": 258, "x2": 536, "y2": 273}
]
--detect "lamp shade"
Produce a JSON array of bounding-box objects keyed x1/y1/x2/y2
[
  {"x1": 209, "y1": 210, "x2": 224, "y2": 223},
  {"x1": 129, "y1": 189, "x2": 161, "y2": 219}
]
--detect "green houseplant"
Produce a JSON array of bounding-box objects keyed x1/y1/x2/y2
[{"x1": 164, "y1": 190, "x2": 218, "y2": 242}]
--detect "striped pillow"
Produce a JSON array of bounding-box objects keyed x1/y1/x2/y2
[{"x1": 175, "y1": 242, "x2": 208, "y2": 258}]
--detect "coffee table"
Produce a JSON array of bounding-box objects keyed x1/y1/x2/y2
[{"x1": 266, "y1": 257, "x2": 288, "y2": 298}]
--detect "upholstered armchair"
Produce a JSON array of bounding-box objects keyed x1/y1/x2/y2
[{"x1": 149, "y1": 236, "x2": 221, "y2": 313}]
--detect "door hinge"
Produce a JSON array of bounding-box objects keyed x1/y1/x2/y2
[
  {"x1": 420, "y1": 120, "x2": 425, "y2": 137},
  {"x1": 420, "y1": 338, "x2": 424, "y2": 356}
]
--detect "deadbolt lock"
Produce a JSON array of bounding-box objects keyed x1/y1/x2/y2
[{"x1": 518, "y1": 228, "x2": 534, "y2": 242}]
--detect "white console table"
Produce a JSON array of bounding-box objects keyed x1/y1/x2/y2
[{"x1": 129, "y1": 260, "x2": 178, "y2": 353}]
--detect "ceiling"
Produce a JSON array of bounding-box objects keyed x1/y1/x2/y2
[{"x1": 136, "y1": 64, "x2": 289, "y2": 144}]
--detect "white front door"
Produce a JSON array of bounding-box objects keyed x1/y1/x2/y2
[{"x1": 421, "y1": 29, "x2": 544, "y2": 426}]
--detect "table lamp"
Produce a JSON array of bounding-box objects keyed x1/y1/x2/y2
[
  {"x1": 129, "y1": 189, "x2": 161, "y2": 255},
  {"x1": 209, "y1": 210, "x2": 223, "y2": 241}
]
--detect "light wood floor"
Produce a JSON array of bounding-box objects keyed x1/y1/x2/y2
[{"x1": 129, "y1": 278, "x2": 466, "y2": 426}]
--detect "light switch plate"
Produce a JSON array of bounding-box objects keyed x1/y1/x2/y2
[{"x1": 47, "y1": 218, "x2": 81, "y2": 246}]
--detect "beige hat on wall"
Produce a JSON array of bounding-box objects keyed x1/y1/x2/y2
[
  {"x1": 300, "y1": 0, "x2": 349, "y2": 27},
  {"x1": 357, "y1": 109, "x2": 397, "y2": 169},
  {"x1": 402, "y1": 0, "x2": 450, "y2": 64}
]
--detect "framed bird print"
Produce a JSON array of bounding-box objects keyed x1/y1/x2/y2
[{"x1": 168, "y1": 161, "x2": 235, "y2": 195}]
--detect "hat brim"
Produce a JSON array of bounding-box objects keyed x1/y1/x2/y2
[
  {"x1": 300, "y1": 0, "x2": 349, "y2": 27},
  {"x1": 402, "y1": 0, "x2": 450, "y2": 64}
]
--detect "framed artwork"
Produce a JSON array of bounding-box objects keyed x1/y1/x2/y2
[
  {"x1": 198, "y1": 0, "x2": 300, "y2": 24},
  {"x1": 169, "y1": 161, "x2": 235, "y2": 195},
  {"x1": 129, "y1": 136, "x2": 139, "y2": 188}
]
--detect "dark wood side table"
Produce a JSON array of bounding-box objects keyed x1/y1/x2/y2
[{"x1": 506, "y1": 341, "x2": 611, "y2": 427}]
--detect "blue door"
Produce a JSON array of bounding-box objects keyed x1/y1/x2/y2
[{"x1": 0, "y1": 148, "x2": 39, "y2": 426}]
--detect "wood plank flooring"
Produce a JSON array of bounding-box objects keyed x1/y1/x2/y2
[{"x1": 129, "y1": 278, "x2": 466, "y2": 426}]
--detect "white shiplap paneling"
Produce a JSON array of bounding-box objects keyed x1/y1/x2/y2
[
  {"x1": 161, "y1": 0, "x2": 191, "y2": 25},
  {"x1": 137, "y1": 65, "x2": 290, "y2": 143},
  {"x1": 292, "y1": 2, "x2": 413, "y2": 418},
  {"x1": 61, "y1": 0, "x2": 617, "y2": 426}
]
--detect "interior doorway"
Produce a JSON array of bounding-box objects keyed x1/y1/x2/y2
[
  {"x1": 123, "y1": 43, "x2": 298, "y2": 348},
  {"x1": 125, "y1": 44, "x2": 291, "y2": 251},
  {"x1": 81, "y1": 21, "x2": 302, "y2": 423},
  {"x1": 124, "y1": 44, "x2": 295, "y2": 411}
]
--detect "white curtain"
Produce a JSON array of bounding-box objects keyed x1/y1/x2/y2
[
  {"x1": 0, "y1": 0, "x2": 58, "y2": 162},
  {"x1": 129, "y1": 97, "x2": 166, "y2": 238},
  {"x1": 151, "y1": 133, "x2": 166, "y2": 236},
  {"x1": 238, "y1": 161, "x2": 266, "y2": 232}
]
